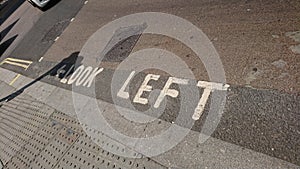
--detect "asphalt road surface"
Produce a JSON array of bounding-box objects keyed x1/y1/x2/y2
[{"x1": 0, "y1": 0, "x2": 299, "y2": 168}]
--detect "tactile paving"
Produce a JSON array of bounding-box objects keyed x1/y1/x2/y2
[
  {"x1": 81, "y1": 124, "x2": 143, "y2": 159},
  {"x1": 0, "y1": 92, "x2": 53, "y2": 166},
  {"x1": 5, "y1": 119, "x2": 63, "y2": 169},
  {"x1": 0, "y1": 91, "x2": 167, "y2": 169},
  {"x1": 51, "y1": 111, "x2": 84, "y2": 134},
  {"x1": 28, "y1": 126, "x2": 79, "y2": 169}
]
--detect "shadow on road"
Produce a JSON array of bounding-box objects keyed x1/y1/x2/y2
[
  {"x1": 0, "y1": 34, "x2": 17, "y2": 56},
  {"x1": 0, "y1": 0, "x2": 24, "y2": 25},
  {"x1": 0, "y1": 19, "x2": 19, "y2": 57},
  {"x1": 0, "y1": 19, "x2": 19, "y2": 41},
  {"x1": 0, "y1": 52, "x2": 82, "y2": 103}
]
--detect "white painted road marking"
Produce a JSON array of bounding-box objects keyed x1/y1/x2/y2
[
  {"x1": 38, "y1": 57, "x2": 44, "y2": 62},
  {"x1": 75, "y1": 66, "x2": 93, "y2": 86},
  {"x1": 192, "y1": 87, "x2": 211, "y2": 120},
  {"x1": 60, "y1": 65, "x2": 75, "y2": 83},
  {"x1": 66, "y1": 65, "x2": 103, "y2": 87},
  {"x1": 154, "y1": 77, "x2": 189, "y2": 108},
  {"x1": 117, "y1": 71, "x2": 136, "y2": 99},
  {"x1": 45, "y1": 63, "x2": 230, "y2": 120},
  {"x1": 193, "y1": 81, "x2": 229, "y2": 120},
  {"x1": 0, "y1": 58, "x2": 229, "y2": 120},
  {"x1": 133, "y1": 73, "x2": 160, "y2": 105}
]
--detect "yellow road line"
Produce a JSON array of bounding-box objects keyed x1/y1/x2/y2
[
  {"x1": 4, "y1": 58, "x2": 32, "y2": 64},
  {"x1": 0, "y1": 57, "x2": 32, "y2": 70},
  {"x1": 9, "y1": 74, "x2": 21, "y2": 85},
  {"x1": 1, "y1": 60, "x2": 30, "y2": 69}
]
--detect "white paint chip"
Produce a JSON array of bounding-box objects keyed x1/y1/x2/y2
[
  {"x1": 38, "y1": 57, "x2": 44, "y2": 62},
  {"x1": 54, "y1": 37, "x2": 60, "y2": 41}
]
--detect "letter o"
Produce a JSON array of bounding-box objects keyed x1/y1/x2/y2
[
  {"x1": 76, "y1": 66, "x2": 93, "y2": 86},
  {"x1": 67, "y1": 65, "x2": 85, "y2": 85}
]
